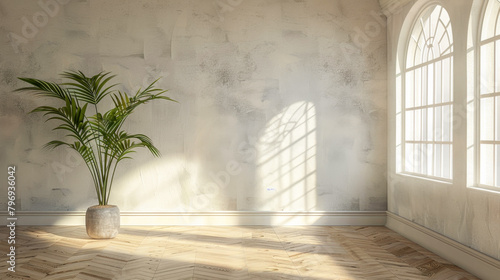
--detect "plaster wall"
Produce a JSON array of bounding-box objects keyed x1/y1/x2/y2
[
  {"x1": 387, "y1": 0, "x2": 500, "y2": 260},
  {"x1": 0, "y1": 0, "x2": 387, "y2": 214}
]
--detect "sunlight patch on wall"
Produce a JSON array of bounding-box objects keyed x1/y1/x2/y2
[
  {"x1": 112, "y1": 155, "x2": 197, "y2": 211},
  {"x1": 256, "y1": 101, "x2": 317, "y2": 211}
]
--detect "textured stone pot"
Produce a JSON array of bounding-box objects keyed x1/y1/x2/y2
[{"x1": 85, "y1": 205, "x2": 120, "y2": 239}]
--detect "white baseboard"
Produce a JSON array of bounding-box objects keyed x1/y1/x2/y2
[
  {"x1": 386, "y1": 212, "x2": 500, "y2": 280},
  {"x1": 0, "y1": 211, "x2": 387, "y2": 226}
]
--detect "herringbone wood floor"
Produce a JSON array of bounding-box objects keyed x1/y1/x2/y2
[{"x1": 0, "y1": 226, "x2": 479, "y2": 280}]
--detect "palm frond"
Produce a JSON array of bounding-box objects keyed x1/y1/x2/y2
[
  {"x1": 62, "y1": 71, "x2": 117, "y2": 105},
  {"x1": 16, "y1": 77, "x2": 72, "y2": 100}
]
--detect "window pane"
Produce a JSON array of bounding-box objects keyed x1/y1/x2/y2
[
  {"x1": 407, "y1": 37, "x2": 417, "y2": 68},
  {"x1": 443, "y1": 144, "x2": 452, "y2": 179},
  {"x1": 422, "y1": 108, "x2": 428, "y2": 141},
  {"x1": 450, "y1": 58, "x2": 454, "y2": 101},
  {"x1": 436, "y1": 24, "x2": 445, "y2": 52},
  {"x1": 467, "y1": 49, "x2": 475, "y2": 101},
  {"x1": 415, "y1": 109, "x2": 422, "y2": 141},
  {"x1": 405, "y1": 143, "x2": 414, "y2": 173},
  {"x1": 435, "y1": 106, "x2": 442, "y2": 141},
  {"x1": 434, "y1": 144, "x2": 442, "y2": 177},
  {"x1": 480, "y1": 144, "x2": 494, "y2": 186},
  {"x1": 415, "y1": 37, "x2": 423, "y2": 66},
  {"x1": 405, "y1": 71, "x2": 414, "y2": 108},
  {"x1": 442, "y1": 57, "x2": 451, "y2": 102},
  {"x1": 496, "y1": 9, "x2": 500, "y2": 37},
  {"x1": 481, "y1": 42, "x2": 495, "y2": 95},
  {"x1": 397, "y1": 113, "x2": 402, "y2": 146},
  {"x1": 422, "y1": 65, "x2": 428, "y2": 106},
  {"x1": 416, "y1": 143, "x2": 423, "y2": 174},
  {"x1": 397, "y1": 74, "x2": 402, "y2": 113},
  {"x1": 426, "y1": 144, "x2": 433, "y2": 176},
  {"x1": 442, "y1": 105, "x2": 452, "y2": 142},
  {"x1": 481, "y1": 97, "x2": 495, "y2": 141},
  {"x1": 427, "y1": 108, "x2": 434, "y2": 141},
  {"x1": 444, "y1": 24, "x2": 453, "y2": 54},
  {"x1": 482, "y1": 0, "x2": 499, "y2": 40},
  {"x1": 427, "y1": 64, "x2": 434, "y2": 106},
  {"x1": 415, "y1": 68, "x2": 422, "y2": 107},
  {"x1": 396, "y1": 144, "x2": 402, "y2": 173},
  {"x1": 406, "y1": 111, "x2": 414, "y2": 141},
  {"x1": 435, "y1": 60, "x2": 442, "y2": 103}
]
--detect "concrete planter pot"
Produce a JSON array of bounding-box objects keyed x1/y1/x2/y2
[{"x1": 85, "y1": 205, "x2": 120, "y2": 239}]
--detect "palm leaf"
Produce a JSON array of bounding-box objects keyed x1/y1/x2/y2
[
  {"x1": 62, "y1": 71, "x2": 117, "y2": 105},
  {"x1": 15, "y1": 78, "x2": 72, "y2": 100}
]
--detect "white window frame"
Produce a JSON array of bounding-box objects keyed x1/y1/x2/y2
[
  {"x1": 400, "y1": 4, "x2": 454, "y2": 181},
  {"x1": 475, "y1": 0, "x2": 500, "y2": 191}
]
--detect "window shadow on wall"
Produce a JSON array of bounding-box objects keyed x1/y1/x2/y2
[{"x1": 253, "y1": 101, "x2": 317, "y2": 221}]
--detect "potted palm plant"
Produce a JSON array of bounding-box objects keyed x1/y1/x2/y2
[{"x1": 16, "y1": 71, "x2": 176, "y2": 238}]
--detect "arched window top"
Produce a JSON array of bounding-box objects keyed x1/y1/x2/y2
[
  {"x1": 481, "y1": 0, "x2": 500, "y2": 41},
  {"x1": 406, "y1": 5, "x2": 453, "y2": 69}
]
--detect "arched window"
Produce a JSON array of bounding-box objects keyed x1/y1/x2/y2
[
  {"x1": 477, "y1": 0, "x2": 500, "y2": 188},
  {"x1": 401, "y1": 5, "x2": 453, "y2": 180}
]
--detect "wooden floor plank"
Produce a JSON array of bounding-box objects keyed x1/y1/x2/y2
[{"x1": 0, "y1": 226, "x2": 479, "y2": 280}]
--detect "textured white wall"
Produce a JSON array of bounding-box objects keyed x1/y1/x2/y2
[
  {"x1": 387, "y1": 0, "x2": 500, "y2": 260},
  {"x1": 0, "y1": 0, "x2": 387, "y2": 213}
]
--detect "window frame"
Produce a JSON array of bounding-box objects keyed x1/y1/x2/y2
[
  {"x1": 474, "y1": 0, "x2": 500, "y2": 191},
  {"x1": 399, "y1": 3, "x2": 454, "y2": 182}
]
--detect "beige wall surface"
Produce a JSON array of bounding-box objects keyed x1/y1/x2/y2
[{"x1": 0, "y1": 0, "x2": 387, "y2": 214}]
